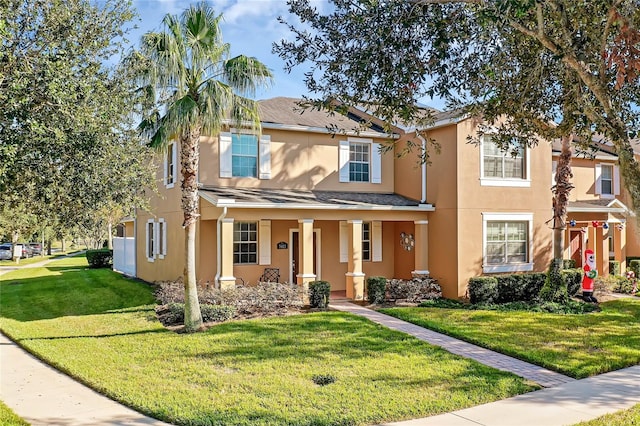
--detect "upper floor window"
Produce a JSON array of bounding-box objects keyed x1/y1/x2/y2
[
  {"x1": 232, "y1": 134, "x2": 258, "y2": 177},
  {"x1": 480, "y1": 136, "x2": 530, "y2": 187},
  {"x1": 233, "y1": 221, "x2": 257, "y2": 264},
  {"x1": 595, "y1": 163, "x2": 619, "y2": 199},
  {"x1": 339, "y1": 137, "x2": 381, "y2": 184},
  {"x1": 482, "y1": 213, "x2": 533, "y2": 273},
  {"x1": 220, "y1": 132, "x2": 271, "y2": 180},
  {"x1": 164, "y1": 142, "x2": 177, "y2": 188}
]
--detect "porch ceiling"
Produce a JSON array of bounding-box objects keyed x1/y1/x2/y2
[{"x1": 198, "y1": 186, "x2": 434, "y2": 211}]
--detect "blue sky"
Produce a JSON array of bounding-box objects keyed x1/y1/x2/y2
[{"x1": 128, "y1": 0, "x2": 445, "y2": 109}]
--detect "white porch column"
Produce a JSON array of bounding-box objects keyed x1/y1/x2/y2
[
  {"x1": 614, "y1": 223, "x2": 626, "y2": 274},
  {"x1": 412, "y1": 220, "x2": 430, "y2": 277},
  {"x1": 297, "y1": 219, "x2": 316, "y2": 296},
  {"x1": 219, "y1": 218, "x2": 236, "y2": 290},
  {"x1": 346, "y1": 220, "x2": 365, "y2": 300}
]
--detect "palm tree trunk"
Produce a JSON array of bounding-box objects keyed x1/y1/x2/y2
[{"x1": 181, "y1": 129, "x2": 203, "y2": 332}]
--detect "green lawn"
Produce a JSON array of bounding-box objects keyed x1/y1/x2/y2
[
  {"x1": 0, "y1": 401, "x2": 28, "y2": 426},
  {"x1": 380, "y1": 300, "x2": 640, "y2": 379},
  {"x1": 0, "y1": 257, "x2": 536, "y2": 426},
  {"x1": 575, "y1": 403, "x2": 640, "y2": 425}
]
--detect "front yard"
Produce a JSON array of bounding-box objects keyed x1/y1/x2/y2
[
  {"x1": 0, "y1": 257, "x2": 535, "y2": 426},
  {"x1": 380, "y1": 298, "x2": 640, "y2": 379}
]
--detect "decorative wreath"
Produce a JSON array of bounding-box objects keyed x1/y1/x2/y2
[{"x1": 400, "y1": 232, "x2": 415, "y2": 251}]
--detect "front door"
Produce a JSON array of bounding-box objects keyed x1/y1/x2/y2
[
  {"x1": 569, "y1": 230, "x2": 583, "y2": 267},
  {"x1": 290, "y1": 231, "x2": 318, "y2": 283}
]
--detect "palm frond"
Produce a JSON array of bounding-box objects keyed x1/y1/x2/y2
[
  {"x1": 229, "y1": 95, "x2": 261, "y2": 133},
  {"x1": 223, "y1": 55, "x2": 274, "y2": 96},
  {"x1": 199, "y1": 80, "x2": 232, "y2": 135}
]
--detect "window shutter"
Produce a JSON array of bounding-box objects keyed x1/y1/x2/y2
[
  {"x1": 219, "y1": 133, "x2": 232, "y2": 178},
  {"x1": 614, "y1": 165, "x2": 620, "y2": 195},
  {"x1": 551, "y1": 160, "x2": 557, "y2": 186},
  {"x1": 339, "y1": 141, "x2": 350, "y2": 182},
  {"x1": 339, "y1": 221, "x2": 348, "y2": 262},
  {"x1": 259, "y1": 220, "x2": 271, "y2": 265},
  {"x1": 594, "y1": 164, "x2": 602, "y2": 195},
  {"x1": 159, "y1": 219, "x2": 167, "y2": 257},
  {"x1": 259, "y1": 134, "x2": 271, "y2": 179},
  {"x1": 371, "y1": 143, "x2": 382, "y2": 184},
  {"x1": 372, "y1": 221, "x2": 382, "y2": 262},
  {"x1": 163, "y1": 148, "x2": 169, "y2": 186},
  {"x1": 154, "y1": 221, "x2": 160, "y2": 256}
]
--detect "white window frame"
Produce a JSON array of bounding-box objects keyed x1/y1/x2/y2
[
  {"x1": 479, "y1": 135, "x2": 531, "y2": 187},
  {"x1": 157, "y1": 218, "x2": 167, "y2": 259},
  {"x1": 482, "y1": 212, "x2": 534, "y2": 273},
  {"x1": 164, "y1": 142, "x2": 177, "y2": 188},
  {"x1": 595, "y1": 163, "x2": 619, "y2": 199},
  {"x1": 145, "y1": 219, "x2": 155, "y2": 262},
  {"x1": 220, "y1": 130, "x2": 271, "y2": 179},
  {"x1": 339, "y1": 137, "x2": 381, "y2": 184},
  {"x1": 233, "y1": 221, "x2": 258, "y2": 265}
]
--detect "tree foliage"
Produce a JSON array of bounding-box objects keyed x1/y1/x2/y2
[
  {"x1": 131, "y1": 2, "x2": 273, "y2": 332},
  {"x1": 275, "y1": 0, "x2": 640, "y2": 213},
  {"x1": 0, "y1": 0, "x2": 154, "y2": 240}
]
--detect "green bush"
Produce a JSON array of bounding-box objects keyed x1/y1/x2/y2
[
  {"x1": 86, "y1": 249, "x2": 113, "y2": 268},
  {"x1": 561, "y1": 269, "x2": 583, "y2": 296},
  {"x1": 539, "y1": 259, "x2": 568, "y2": 303},
  {"x1": 609, "y1": 261, "x2": 621, "y2": 276},
  {"x1": 366, "y1": 276, "x2": 387, "y2": 304},
  {"x1": 468, "y1": 277, "x2": 498, "y2": 304},
  {"x1": 562, "y1": 259, "x2": 577, "y2": 269},
  {"x1": 309, "y1": 280, "x2": 330, "y2": 309},
  {"x1": 629, "y1": 260, "x2": 640, "y2": 278},
  {"x1": 494, "y1": 273, "x2": 546, "y2": 303}
]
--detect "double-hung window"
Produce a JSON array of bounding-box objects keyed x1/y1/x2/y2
[
  {"x1": 362, "y1": 222, "x2": 371, "y2": 261},
  {"x1": 164, "y1": 142, "x2": 177, "y2": 188},
  {"x1": 233, "y1": 222, "x2": 257, "y2": 264},
  {"x1": 480, "y1": 136, "x2": 530, "y2": 187},
  {"x1": 220, "y1": 132, "x2": 271, "y2": 179},
  {"x1": 600, "y1": 165, "x2": 613, "y2": 195},
  {"x1": 232, "y1": 134, "x2": 258, "y2": 177},
  {"x1": 339, "y1": 137, "x2": 382, "y2": 184},
  {"x1": 482, "y1": 213, "x2": 533, "y2": 273}
]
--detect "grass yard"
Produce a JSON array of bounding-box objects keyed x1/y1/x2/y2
[
  {"x1": 380, "y1": 300, "x2": 640, "y2": 379},
  {"x1": 575, "y1": 403, "x2": 640, "y2": 425},
  {"x1": 0, "y1": 257, "x2": 536, "y2": 426},
  {"x1": 0, "y1": 401, "x2": 28, "y2": 426}
]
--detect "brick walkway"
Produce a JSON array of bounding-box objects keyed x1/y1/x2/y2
[{"x1": 329, "y1": 301, "x2": 576, "y2": 388}]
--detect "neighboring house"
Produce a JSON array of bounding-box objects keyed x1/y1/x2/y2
[
  {"x1": 553, "y1": 140, "x2": 640, "y2": 274},
  {"x1": 120, "y1": 97, "x2": 639, "y2": 300}
]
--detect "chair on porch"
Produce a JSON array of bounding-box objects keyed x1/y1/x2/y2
[{"x1": 259, "y1": 268, "x2": 280, "y2": 283}]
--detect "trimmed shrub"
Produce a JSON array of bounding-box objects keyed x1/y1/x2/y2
[
  {"x1": 309, "y1": 280, "x2": 331, "y2": 309},
  {"x1": 386, "y1": 277, "x2": 441, "y2": 302},
  {"x1": 86, "y1": 249, "x2": 113, "y2": 268},
  {"x1": 366, "y1": 276, "x2": 387, "y2": 304},
  {"x1": 165, "y1": 303, "x2": 236, "y2": 324},
  {"x1": 561, "y1": 269, "x2": 583, "y2": 296},
  {"x1": 630, "y1": 260, "x2": 640, "y2": 278},
  {"x1": 609, "y1": 261, "x2": 621, "y2": 276},
  {"x1": 562, "y1": 259, "x2": 577, "y2": 269},
  {"x1": 539, "y1": 259, "x2": 568, "y2": 303},
  {"x1": 496, "y1": 272, "x2": 546, "y2": 303},
  {"x1": 468, "y1": 277, "x2": 498, "y2": 304}
]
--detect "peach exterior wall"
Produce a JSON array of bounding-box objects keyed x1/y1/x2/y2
[
  {"x1": 198, "y1": 130, "x2": 394, "y2": 192},
  {"x1": 424, "y1": 120, "x2": 553, "y2": 298}
]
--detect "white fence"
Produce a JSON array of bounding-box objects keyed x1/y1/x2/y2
[{"x1": 113, "y1": 237, "x2": 136, "y2": 277}]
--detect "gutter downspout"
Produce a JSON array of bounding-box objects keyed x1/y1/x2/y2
[
  {"x1": 418, "y1": 134, "x2": 427, "y2": 203},
  {"x1": 214, "y1": 206, "x2": 228, "y2": 288}
]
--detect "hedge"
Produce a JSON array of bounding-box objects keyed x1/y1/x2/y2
[
  {"x1": 309, "y1": 281, "x2": 330, "y2": 309},
  {"x1": 468, "y1": 277, "x2": 498, "y2": 304},
  {"x1": 629, "y1": 260, "x2": 640, "y2": 278},
  {"x1": 609, "y1": 261, "x2": 621, "y2": 276},
  {"x1": 86, "y1": 249, "x2": 113, "y2": 268},
  {"x1": 366, "y1": 276, "x2": 386, "y2": 304}
]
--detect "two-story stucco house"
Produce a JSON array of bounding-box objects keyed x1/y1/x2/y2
[{"x1": 116, "y1": 97, "x2": 639, "y2": 300}]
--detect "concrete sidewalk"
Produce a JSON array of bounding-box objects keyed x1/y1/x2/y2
[
  {"x1": 383, "y1": 365, "x2": 640, "y2": 426},
  {"x1": 0, "y1": 332, "x2": 170, "y2": 426}
]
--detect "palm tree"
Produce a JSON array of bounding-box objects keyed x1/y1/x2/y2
[{"x1": 136, "y1": 2, "x2": 273, "y2": 331}]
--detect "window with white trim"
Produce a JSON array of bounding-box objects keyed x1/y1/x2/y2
[
  {"x1": 164, "y1": 142, "x2": 177, "y2": 188},
  {"x1": 595, "y1": 163, "x2": 620, "y2": 198},
  {"x1": 482, "y1": 213, "x2": 533, "y2": 273},
  {"x1": 146, "y1": 220, "x2": 155, "y2": 262},
  {"x1": 601, "y1": 164, "x2": 613, "y2": 195},
  {"x1": 233, "y1": 221, "x2": 257, "y2": 264},
  {"x1": 480, "y1": 136, "x2": 530, "y2": 187},
  {"x1": 232, "y1": 133, "x2": 258, "y2": 177},
  {"x1": 339, "y1": 137, "x2": 381, "y2": 184},
  {"x1": 362, "y1": 222, "x2": 371, "y2": 261}
]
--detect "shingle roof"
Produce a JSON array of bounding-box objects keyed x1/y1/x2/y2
[{"x1": 199, "y1": 186, "x2": 424, "y2": 208}]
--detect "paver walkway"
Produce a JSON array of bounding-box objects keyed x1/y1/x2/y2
[{"x1": 329, "y1": 301, "x2": 575, "y2": 388}]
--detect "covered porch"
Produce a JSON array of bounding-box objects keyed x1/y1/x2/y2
[
  {"x1": 198, "y1": 187, "x2": 435, "y2": 300},
  {"x1": 565, "y1": 199, "x2": 634, "y2": 274}
]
